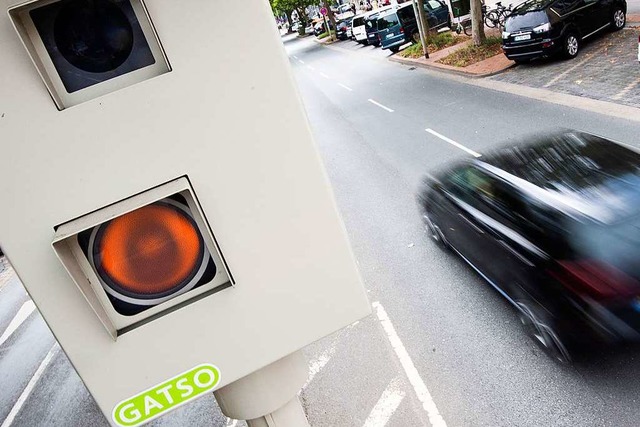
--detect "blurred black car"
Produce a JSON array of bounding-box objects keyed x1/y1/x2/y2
[
  {"x1": 502, "y1": 0, "x2": 627, "y2": 63},
  {"x1": 418, "y1": 131, "x2": 640, "y2": 363}
]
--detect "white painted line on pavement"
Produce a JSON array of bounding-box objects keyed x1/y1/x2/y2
[
  {"x1": 368, "y1": 99, "x2": 394, "y2": 113},
  {"x1": 542, "y1": 49, "x2": 600, "y2": 88},
  {"x1": 1, "y1": 344, "x2": 59, "y2": 427},
  {"x1": 306, "y1": 65, "x2": 315, "y2": 71},
  {"x1": 612, "y1": 77, "x2": 640, "y2": 101},
  {"x1": 226, "y1": 418, "x2": 238, "y2": 427},
  {"x1": 0, "y1": 300, "x2": 35, "y2": 348},
  {"x1": 298, "y1": 59, "x2": 305, "y2": 64},
  {"x1": 426, "y1": 129, "x2": 481, "y2": 158},
  {"x1": 319, "y1": 72, "x2": 331, "y2": 79},
  {"x1": 362, "y1": 377, "x2": 406, "y2": 427},
  {"x1": 373, "y1": 302, "x2": 447, "y2": 427},
  {"x1": 303, "y1": 343, "x2": 337, "y2": 388},
  {"x1": 338, "y1": 83, "x2": 353, "y2": 92}
]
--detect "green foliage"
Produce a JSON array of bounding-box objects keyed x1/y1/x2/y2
[
  {"x1": 270, "y1": 0, "x2": 321, "y2": 21},
  {"x1": 398, "y1": 32, "x2": 469, "y2": 58},
  {"x1": 317, "y1": 30, "x2": 335, "y2": 39}
]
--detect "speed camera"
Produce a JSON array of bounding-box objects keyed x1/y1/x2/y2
[{"x1": 0, "y1": 0, "x2": 370, "y2": 425}]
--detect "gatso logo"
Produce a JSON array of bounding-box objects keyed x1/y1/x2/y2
[{"x1": 112, "y1": 364, "x2": 221, "y2": 427}]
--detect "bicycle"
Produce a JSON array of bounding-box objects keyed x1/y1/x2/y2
[
  {"x1": 484, "y1": 2, "x2": 513, "y2": 29},
  {"x1": 453, "y1": 1, "x2": 488, "y2": 36},
  {"x1": 453, "y1": 7, "x2": 472, "y2": 36}
]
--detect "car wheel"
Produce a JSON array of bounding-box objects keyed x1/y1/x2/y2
[
  {"x1": 423, "y1": 213, "x2": 449, "y2": 250},
  {"x1": 516, "y1": 300, "x2": 572, "y2": 364},
  {"x1": 412, "y1": 32, "x2": 420, "y2": 43},
  {"x1": 563, "y1": 32, "x2": 580, "y2": 59},
  {"x1": 390, "y1": 46, "x2": 400, "y2": 53},
  {"x1": 611, "y1": 8, "x2": 626, "y2": 30}
]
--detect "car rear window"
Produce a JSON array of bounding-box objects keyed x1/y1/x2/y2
[
  {"x1": 377, "y1": 13, "x2": 399, "y2": 30},
  {"x1": 366, "y1": 16, "x2": 379, "y2": 30},
  {"x1": 397, "y1": 6, "x2": 415, "y2": 21},
  {"x1": 353, "y1": 17, "x2": 364, "y2": 26},
  {"x1": 505, "y1": 11, "x2": 548, "y2": 31}
]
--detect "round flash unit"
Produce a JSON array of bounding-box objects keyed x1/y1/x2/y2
[{"x1": 89, "y1": 199, "x2": 210, "y2": 306}]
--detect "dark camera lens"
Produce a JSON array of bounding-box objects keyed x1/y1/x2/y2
[{"x1": 54, "y1": 0, "x2": 134, "y2": 73}]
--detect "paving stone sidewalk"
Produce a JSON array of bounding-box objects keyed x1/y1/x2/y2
[{"x1": 490, "y1": 28, "x2": 640, "y2": 109}]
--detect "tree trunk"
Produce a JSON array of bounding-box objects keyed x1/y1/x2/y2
[
  {"x1": 470, "y1": 0, "x2": 485, "y2": 46},
  {"x1": 323, "y1": 1, "x2": 337, "y2": 41},
  {"x1": 286, "y1": 10, "x2": 294, "y2": 33},
  {"x1": 415, "y1": 0, "x2": 431, "y2": 58}
]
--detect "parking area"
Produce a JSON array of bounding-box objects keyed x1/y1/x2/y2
[{"x1": 491, "y1": 28, "x2": 640, "y2": 109}]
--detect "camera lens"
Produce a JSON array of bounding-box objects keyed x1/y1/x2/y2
[{"x1": 54, "y1": 0, "x2": 134, "y2": 73}]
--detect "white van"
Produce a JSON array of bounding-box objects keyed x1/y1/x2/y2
[{"x1": 351, "y1": 13, "x2": 367, "y2": 44}]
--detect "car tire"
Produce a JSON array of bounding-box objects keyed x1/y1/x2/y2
[
  {"x1": 611, "y1": 8, "x2": 626, "y2": 30},
  {"x1": 516, "y1": 300, "x2": 572, "y2": 364},
  {"x1": 390, "y1": 46, "x2": 400, "y2": 53},
  {"x1": 423, "y1": 212, "x2": 449, "y2": 250},
  {"x1": 562, "y1": 32, "x2": 580, "y2": 59}
]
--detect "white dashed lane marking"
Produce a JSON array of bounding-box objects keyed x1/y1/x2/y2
[
  {"x1": 368, "y1": 99, "x2": 394, "y2": 113},
  {"x1": 426, "y1": 128, "x2": 481, "y2": 158}
]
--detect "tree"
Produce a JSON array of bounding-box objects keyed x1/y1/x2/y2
[
  {"x1": 415, "y1": 0, "x2": 431, "y2": 58},
  {"x1": 323, "y1": 0, "x2": 337, "y2": 41},
  {"x1": 470, "y1": 0, "x2": 485, "y2": 46},
  {"x1": 269, "y1": 0, "x2": 321, "y2": 34}
]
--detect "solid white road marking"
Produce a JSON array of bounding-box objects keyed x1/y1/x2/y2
[
  {"x1": 368, "y1": 99, "x2": 394, "y2": 113},
  {"x1": 307, "y1": 65, "x2": 315, "y2": 70},
  {"x1": 362, "y1": 377, "x2": 406, "y2": 427},
  {"x1": 426, "y1": 129, "x2": 481, "y2": 158},
  {"x1": 320, "y1": 72, "x2": 331, "y2": 79},
  {"x1": 0, "y1": 300, "x2": 35, "y2": 348},
  {"x1": 1, "y1": 344, "x2": 59, "y2": 427},
  {"x1": 338, "y1": 83, "x2": 353, "y2": 92},
  {"x1": 303, "y1": 343, "x2": 337, "y2": 388},
  {"x1": 373, "y1": 302, "x2": 447, "y2": 427}
]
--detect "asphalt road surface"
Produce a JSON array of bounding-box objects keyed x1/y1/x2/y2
[{"x1": 3, "y1": 32, "x2": 640, "y2": 427}]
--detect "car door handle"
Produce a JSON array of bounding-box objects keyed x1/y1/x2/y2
[
  {"x1": 498, "y1": 239, "x2": 534, "y2": 267},
  {"x1": 458, "y1": 213, "x2": 484, "y2": 234}
]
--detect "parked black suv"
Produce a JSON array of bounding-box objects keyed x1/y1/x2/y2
[
  {"x1": 419, "y1": 131, "x2": 640, "y2": 363},
  {"x1": 502, "y1": 0, "x2": 627, "y2": 63}
]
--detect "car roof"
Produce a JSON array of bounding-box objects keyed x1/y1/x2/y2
[
  {"x1": 475, "y1": 131, "x2": 640, "y2": 223},
  {"x1": 511, "y1": 0, "x2": 554, "y2": 14}
]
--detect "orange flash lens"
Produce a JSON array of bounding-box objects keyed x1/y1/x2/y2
[{"x1": 98, "y1": 204, "x2": 202, "y2": 295}]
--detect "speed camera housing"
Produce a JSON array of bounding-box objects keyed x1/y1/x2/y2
[{"x1": 0, "y1": 0, "x2": 370, "y2": 424}]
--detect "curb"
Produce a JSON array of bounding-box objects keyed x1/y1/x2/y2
[{"x1": 389, "y1": 55, "x2": 516, "y2": 79}]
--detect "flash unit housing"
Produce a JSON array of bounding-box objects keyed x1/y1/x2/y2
[
  {"x1": 52, "y1": 177, "x2": 233, "y2": 338},
  {"x1": 9, "y1": 0, "x2": 170, "y2": 109}
]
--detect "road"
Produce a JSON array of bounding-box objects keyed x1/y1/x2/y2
[
  {"x1": 287, "y1": 34, "x2": 640, "y2": 427},
  {"x1": 2, "y1": 31, "x2": 640, "y2": 427}
]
